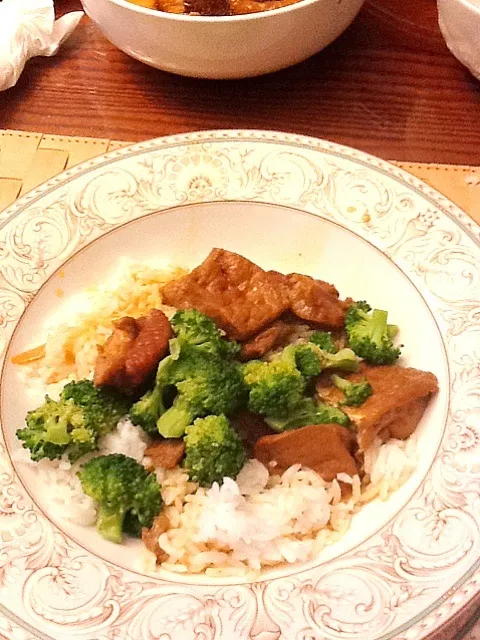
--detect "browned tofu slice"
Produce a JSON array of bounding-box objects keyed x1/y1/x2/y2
[
  {"x1": 317, "y1": 366, "x2": 439, "y2": 451},
  {"x1": 254, "y1": 424, "x2": 358, "y2": 482},
  {"x1": 285, "y1": 273, "x2": 349, "y2": 328},
  {"x1": 162, "y1": 249, "x2": 290, "y2": 340}
]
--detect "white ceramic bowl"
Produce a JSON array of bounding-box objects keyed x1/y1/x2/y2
[
  {"x1": 80, "y1": 0, "x2": 365, "y2": 79},
  {"x1": 438, "y1": 0, "x2": 480, "y2": 80}
]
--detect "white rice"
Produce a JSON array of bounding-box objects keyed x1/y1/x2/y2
[
  {"x1": 12, "y1": 449, "x2": 98, "y2": 526},
  {"x1": 13, "y1": 259, "x2": 420, "y2": 577},
  {"x1": 135, "y1": 434, "x2": 417, "y2": 576},
  {"x1": 25, "y1": 260, "x2": 185, "y2": 385},
  {"x1": 361, "y1": 432, "x2": 419, "y2": 502},
  {"x1": 99, "y1": 418, "x2": 151, "y2": 463},
  {"x1": 13, "y1": 419, "x2": 152, "y2": 526},
  {"x1": 15, "y1": 414, "x2": 417, "y2": 576},
  {"x1": 235, "y1": 459, "x2": 270, "y2": 495}
]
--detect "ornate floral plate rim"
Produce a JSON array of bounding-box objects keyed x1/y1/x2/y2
[
  {"x1": 0, "y1": 129, "x2": 478, "y2": 640},
  {"x1": 1, "y1": 130, "x2": 480, "y2": 245}
]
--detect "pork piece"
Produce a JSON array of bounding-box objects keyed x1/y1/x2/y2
[
  {"x1": 317, "y1": 366, "x2": 439, "y2": 451},
  {"x1": 145, "y1": 439, "x2": 185, "y2": 469},
  {"x1": 285, "y1": 273, "x2": 348, "y2": 328},
  {"x1": 254, "y1": 424, "x2": 358, "y2": 482},
  {"x1": 94, "y1": 317, "x2": 138, "y2": 390},
  {"x1": 124, "y1": 309, "x2": 173, "y2": 388},
  {"x1": 240, "y1": 319, "x2": 293, "y2": 361},
  {"x1": 142, "y1": 513, "x2": 170, "y2": 564},
  {"x1": 184, "y1": 0, "x2": 229, "y2": 13},
  {"x1": 94, "y1": 309, "x2": 172, "y2": 393},
  {"x1": 231, "y1": 410, "x2": 276, "y2": 453},
  {"x1": 162, "y1": 249, "x2": 290, "y2": 340}
]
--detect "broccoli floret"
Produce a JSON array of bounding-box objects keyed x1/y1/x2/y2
[
  {"x1": 318, "y1": 346, "x2": 359, "y2": 373},
  {"x1": 78, "y1": 453, "x2": 162, "y2": 543},
  {"x1": 287, "y1": 343, "x2": 324, "y2": 377},
  {"x1": 282, "y1": 343, "x2": 359, "y2": 377},
  {"x1": 331, "y1": 374, "x2": 373, "y2": 406},
  {"x1": 345, "y1": 301, "x2": 401, "y2": 365},
  {"x1": 129, "y1": 386, "x2": 164, "y2": 436},
  {"x1": 131, "y1": 343, "x2": 247, "y2": 439},
  {"x1": 242, "y1": 344, "x2": 356, "y2": 423},
  {"x1": 17, "y1": 380, "x2": 129, "y2": 463},
  {"x1": 171, "y1": 309, "x2": 240, "y2": 359},
  {"x1": 309, "y1": 331, "x2": 338, "y2": 353},
  {"x1": 242, "y1": 357, "x2": 306, "y2": 419},
  {"x1": 183, "y1": 415, "x2": 246, "y2": 487},
  {"x1": 354, "y1": 300, "x2": 372, "y2": 313},
  {"x1": 241, "y1": 345, "x2": 353, "y2": 431},
  {"x1": 129, "y1": 353, "x2": 177, "y2": 435},
  {"x1": 156, "y1": 350, "x2": 246, "y2": 438},
  {"x1": 61, "y1": 380, "x2": 128, "y2": 436},
  {"x1": 265, "y1": 397, "x2": 350, "y2": 431}
]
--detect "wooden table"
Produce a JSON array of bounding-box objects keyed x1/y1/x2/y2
[{"x1": 0, "y1": 0, "x2": 479, "y2": 164}]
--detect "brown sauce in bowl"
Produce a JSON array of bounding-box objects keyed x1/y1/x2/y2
[
  {"x1": 128, "y1": 0, "x2": 302, "y2": 16},
  {"x1": 229, "y1": 0, "x2": 301, "y2": 14}
]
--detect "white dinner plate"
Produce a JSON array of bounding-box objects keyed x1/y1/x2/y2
[{"x1": 0, "y1": 130, "x2": 478, "y2": 640}]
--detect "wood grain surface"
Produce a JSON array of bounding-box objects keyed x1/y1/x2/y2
[{"x1": 0, "y1": 0, "x2": 479, "y2": 164}]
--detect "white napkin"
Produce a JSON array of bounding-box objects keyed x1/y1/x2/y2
[{"x1": 0, "y1": 0, "x2": 84, "y2": 92}]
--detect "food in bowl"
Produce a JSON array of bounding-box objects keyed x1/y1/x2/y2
[
  {"x1": 80, "y1": 0, "x2": 366, "y2": 79},
  {"x1": 13, "y1": 248, "x2": 438, "y2": 577},
  {"x1": 127, "y1": 0, "x2": 305, "y2": 16}
]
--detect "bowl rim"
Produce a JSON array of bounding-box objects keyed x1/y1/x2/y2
[
  {"x1": 460, "y1": 0, "x2": 480, "y2": 16},
  {"x1": 441, "y1": 0, "x2": 480, "y2": 16},
  {"x1": 105, "y1": 0, "x2": 341, "y2": 22}
]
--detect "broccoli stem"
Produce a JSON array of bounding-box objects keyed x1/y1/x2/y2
[
  {"x1": 130, "y1": 385, "x2": 166, "y2": 436},
  {"x1": 388, "y1": 324, "x2": 399, "y2": 338},
  {"x1": 156, "y1": 399, "x2": 194, "y2": 438},
  {"x1": 331, "y1": 374, "x2": 349, "y2": 394},
  {"x1": 371, "y1": 309, "x2": 388, "y2": 346},
  {"x1": 45, "y1": 416, "x2": 70, "y2": 445},
  {"x1": 96, "y1": 506, "x2": 124, "y2": 544}
]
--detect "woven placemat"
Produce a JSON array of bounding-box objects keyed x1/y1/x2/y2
[{"x1": 1, "y1": 129, "x2": 480, "y2": 223}]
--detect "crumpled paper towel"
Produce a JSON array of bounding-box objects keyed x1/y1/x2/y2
[{"x1": 0, "y1": 0, "x2": 83, "y2": 91}]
